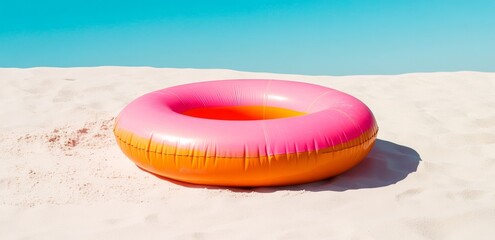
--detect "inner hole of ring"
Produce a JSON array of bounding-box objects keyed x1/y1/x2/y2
[{"x1": 180, "y1": 106, "x2": 307, "y2": 120}]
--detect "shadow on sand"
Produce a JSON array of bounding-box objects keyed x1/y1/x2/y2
[{"x1": 146, "y1": 139, "x2": 421, "y2": 192}]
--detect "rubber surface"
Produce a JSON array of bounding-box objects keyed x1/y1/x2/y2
[{"x1": 114, "y1": 79, "x2": 378, "y2": 186}]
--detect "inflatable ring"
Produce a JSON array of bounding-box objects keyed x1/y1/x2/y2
[{"x1": 114, "y1": 79, "x2": 378, "y2": 186}]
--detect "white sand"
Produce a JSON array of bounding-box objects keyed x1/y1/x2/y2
[{"x1": 1, "y1": 67, "x2": 494, "y2": 239}]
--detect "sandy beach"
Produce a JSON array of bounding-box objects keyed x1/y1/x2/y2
[{"x1": 1, "y1": 67, "x2": 494, "y2": 239}]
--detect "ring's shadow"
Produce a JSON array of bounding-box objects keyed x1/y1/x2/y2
[{"x1": 147, "y1": 139, "x2": 421, "y2": 192}]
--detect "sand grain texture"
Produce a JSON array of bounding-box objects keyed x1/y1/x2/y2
[{"x1": 1, "y1": 67, "x2": 494, "y2": 239}]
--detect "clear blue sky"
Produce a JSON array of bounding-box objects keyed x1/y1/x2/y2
[{"x1": 1, "y1": 0, "x2": 494, "y2": 75}]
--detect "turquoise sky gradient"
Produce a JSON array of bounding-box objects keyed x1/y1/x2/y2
[{"x1": 1, "y1": 0, "x2": 494, "y2": 75}]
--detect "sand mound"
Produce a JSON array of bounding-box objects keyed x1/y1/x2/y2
[{"x1": 1, "y1": 67, "x2": 494, "y2": 239}]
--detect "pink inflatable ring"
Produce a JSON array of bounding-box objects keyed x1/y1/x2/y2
[{"x1": 114, "y1": 79, "x2": 378, "y2": 186}]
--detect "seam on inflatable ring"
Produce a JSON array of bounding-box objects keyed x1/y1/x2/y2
[
  {"x1": 306, "y1": 90, "x2": 332, "y2": 112},
  {"x1": 263, "y1": 79, "x2": 272, "y2": 120},
  {"x1": 114, "y1": 126, "x2": 378, "y2": 159}
]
